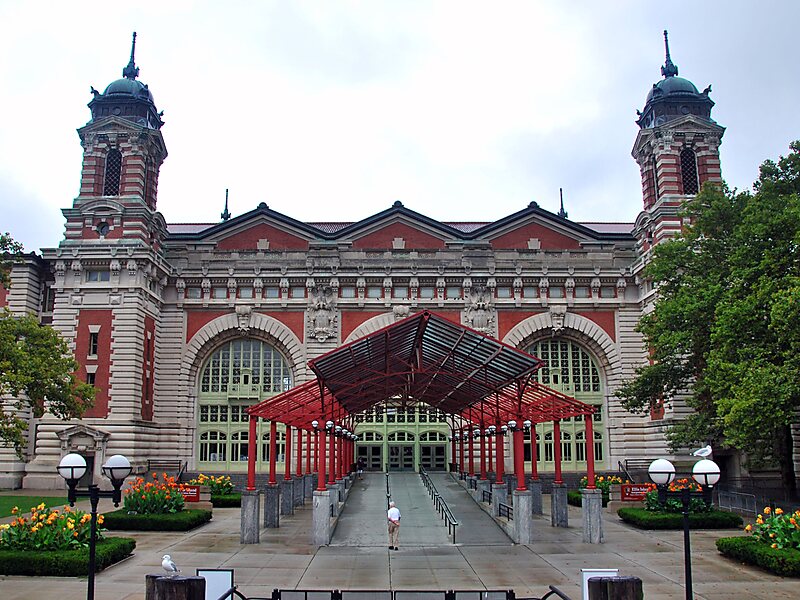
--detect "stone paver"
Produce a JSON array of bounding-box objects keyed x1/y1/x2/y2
[{"x1": 0, "y1": 474, "x2": 796, "y2": 599}]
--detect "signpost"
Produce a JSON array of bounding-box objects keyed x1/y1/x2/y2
[
  {"x1": 180, "y1": 484, "x2": 201, "y2": 502},
  {"x1": 620, "y1": 483, "x2": 654, "y2": 502}
]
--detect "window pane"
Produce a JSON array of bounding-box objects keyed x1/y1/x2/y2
[{"x1": 366, "y1": 287, "x2": 382, "y2": 298}]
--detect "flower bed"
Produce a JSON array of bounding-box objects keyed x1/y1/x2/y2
[
  {"x1": 716, "y1": 536, "x2": 800, "y2": 577},
  {"x1": 102, "y1": 508, "x2": 212, "y2": 531},
  {"x1": 189, "y1": 474, "x2": 234, "y2": 496},
  {"x1": 124, "y1": 472, "x2": 186, "y2": 514},
  {"x1": 211, "y1": 493, "x2": 242, "y2": 508},
  {"x1": 617, "y1": 507, "x2": 742, "y2": 529},
  {"x1": 0, "y1": 537, "x2": 136, "y2": 576}
]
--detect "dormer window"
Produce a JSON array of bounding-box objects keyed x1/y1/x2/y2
[{"x1": 103, "y1": 149, "x2": 122, "y2": 196}]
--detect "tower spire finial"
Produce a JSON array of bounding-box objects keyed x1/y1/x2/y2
[
  {"x1": 558, "y1": 188, "x2": 568, "y2": 219},
  {"x1": 660, "y1": 30, "x2": 678, "y2": 78},
  {"x1": 221, "y1": 189, "x2": 231, "y2": 221},
  {"x1": 122, "y1": 31, "x2": 140, "y2": 80}
]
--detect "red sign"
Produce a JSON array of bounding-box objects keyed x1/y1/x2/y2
[
  {"x1": 621, "y1": 484, "x2": 654, "y2": 501},
  {"x1": 180, "y1": 485, "x2": 200, "y2": 502}
]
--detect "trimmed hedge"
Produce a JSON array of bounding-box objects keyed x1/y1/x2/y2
[
  {"x1": 103, "y1": 508, "x2": 212, "y2": 531},
  {"x1": 211, "y1": 493, "x2": 242, "y2": 508},
  {"x1": 567, "y1": 490, "x2": 609, "y2": 508},
  {"x1": 0, "y1": 536, "x2": 136, "y2": 576},
  {"x1": 717, "y1": 536, "x2": 800, "y2": 577},
  {"x1": 617, "y1": 507, "x2": 742, "y2": 529}
]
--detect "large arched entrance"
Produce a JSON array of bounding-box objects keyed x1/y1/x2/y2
[
  {"x1": 197, "y1": 338, "x2": 292, "y2": 472},
  {"x1": 524, "y1": 338, "x2": 606, "y2": 472}
]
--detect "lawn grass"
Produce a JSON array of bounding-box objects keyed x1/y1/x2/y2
[{"x1": 0, "y1": 495, "x2": 68, "y2": 518}]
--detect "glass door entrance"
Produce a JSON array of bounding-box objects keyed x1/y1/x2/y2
[
  {"x1": 357, "y1": 445, "x2": 383, "y2": 471},
  {"x1": 419, "y1": 444, "x2": 447, "y2": 471},
  {"x1": 388, "y1": 445, "x2": 414, "y2": 471}
]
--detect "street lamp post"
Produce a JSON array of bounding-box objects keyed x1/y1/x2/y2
[
  {"x1": 648, "y1": 457, "x2": 720, "y2": 600},
  {"x1": 57, "y1": 453, "x2": 132, "y2": 600}
]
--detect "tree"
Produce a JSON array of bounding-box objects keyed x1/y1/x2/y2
[
  {"x1": 617, "y1": 142, "x2": 800, "y2": 496},
  {"x1": 0, "y1": 233, "x2": 95, "y2": 457},
  {"x1": 0, "y1": 232, "x2": 23, "y2": 290}
]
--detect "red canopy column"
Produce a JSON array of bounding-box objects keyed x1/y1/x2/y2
[
  {"x1": 450, "y1": 432, "x2": 457, "y2": 471},
  {"x1": 584, "y1": 414, "x2": 596, "y2": 488},
  {"x1": 269, "y1": 420, "x2": 278, "y2": 485},
  {"x1": 479, "y1": 430, "x2": 487, "y2": 480},
  {"x1": 487, "y1": 431, "x2": 493, "y2": 474},
  {"x1": 495, "y1": 431, "x2": 504, "y2": 484},
  {"x1": 305, "y1": 428, "x2": 312, "y2": 475},
  {"x1": 468, "y1": 430, "x2": 475, "y2": 477},
  {"x1": 328, "y1": 424, "x2": 336, "y2": 485},
  {"x1": 553, "y1": 419, "x2": 563, "y2": 485},
  {"x1": 284, "y1": 425, "x2": 293, "y2": 481},
  {"x1": 246, "y1": 415, "x2": 258, "y2": 491},
  {"x1": 296, "y1": 428, "x2": 303, "y2": 477},
  {"x1": 513, "y1": 425, "x2": 526, "y2": 491},
  {"x1": 530, "y1": 423, "x2": 539, "y2": 481},
  {"x1": 317, "y1": 428, "x2": 327, "y2": 491},
  {"x1": 458, "y1": 431, "x2": 465, "y2": 473}
]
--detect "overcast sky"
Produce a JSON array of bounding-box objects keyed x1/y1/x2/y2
[{"x1": 2, "y1": 1, "x2": 798, "y2": 252}]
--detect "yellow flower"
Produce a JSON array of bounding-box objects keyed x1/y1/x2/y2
[
  {"x1": 756, "y1": 516, "x2": 764, "y2": 524},
  {"x1": 67, "y1": 521, "x2": 74, "y2": 530},
  {"x1": 11, "y1": 506, "x2": 18, "y2": 515},
  {"x1": 771, "y1": 543, "x2": 778, "y2": 548},
  {"x1": 764, "y1": 506, "x2": 772, "y2": 515},
  {"x1": 770, "y1": 533, "x2": 776, "y2": 538},
  {"x1": 776, "y1": 508, "x2": 784, "y2": 515},
  {"x1": 97, "y1": 515, "x2": 105, "y2": 525},
  {"x1": 744, "y1": 524, "x2": 752, "y2": 532}
]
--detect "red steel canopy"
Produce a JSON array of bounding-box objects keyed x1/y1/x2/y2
[{"x1": 248, "y1": 311, "x2": 593, "y2": 428}]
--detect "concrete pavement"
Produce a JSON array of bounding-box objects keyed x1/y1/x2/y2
[{"x1": 0, "y1": 472, "x2": 797, "y2": 599}]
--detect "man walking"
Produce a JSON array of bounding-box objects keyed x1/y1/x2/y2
[{"x1": 387, "y1": 500, "x2": 401, "y2": 550}]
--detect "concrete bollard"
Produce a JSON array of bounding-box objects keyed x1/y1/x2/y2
[
  {"x1": 146, "y1": 574, "x2": 205, "y2": 600},
  {"x1": 587, "y1": 576, "x2": 643, "y2": 600},
  {"x1": 581, "y1": 488, "x2": 604, "y2": 543},
  {"x1": 551, "y1": 483, "x2": 569, "y2": 528},
  {"x1": 280, "y1": 478, "x2": 294, "y2": 515},
  {"x1": 528, "y1": 479, "x2": 543, "y2": 515},
  {"x1": 240, "y1": 490, "x2": 260, "y2": 544},
  {"x1": 264, "y1": 483, "x2": 280, "y2": 528}
]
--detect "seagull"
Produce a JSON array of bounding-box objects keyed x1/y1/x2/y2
[
  {"x1": 161, "y1": 554, "x2": 180, "y2": 577},
  {"x1": 691, "y1": 445, "x2": 713, "y2": 458}
]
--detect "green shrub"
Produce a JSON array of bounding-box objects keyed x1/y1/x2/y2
[
  {"x1": 0, "y1": 536, "x2": 135, "y2": 576},
  {"x1": 745, "y1": 506, "x2": 800, "y2": 550},
  {"x1": 579, "y1": 474, "x2": 626, "y2": 495},
  {"x1": 618, "y1": 507, "x2": 742, "y2": 529},
  {"x1": 103, "y1": 508, "x2": 212, "y2": 531},
  {"x1": 568, "y1": 490, "x2": 609, "y2": 508},
  {"x1": 717, "y1": 536, "x2": 800, "y2": 577},
  {"x1": 211, "y1": 493, "x2": 242, "y2": 508}
]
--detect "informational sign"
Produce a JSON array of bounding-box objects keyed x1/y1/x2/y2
[
  {"x1": 621, "y1": 483, "x2": 654, "y2": 501},
  {"x1": 180, "y1": 485, "x2": 200, "y2": 502}
]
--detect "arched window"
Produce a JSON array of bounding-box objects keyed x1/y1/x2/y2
[
  {"x1": 359, "y1": 431, "x2": 383, "y2": 442},
  {"x1": 419, "y1": 431, "x2": 447, "y2": 442},
  {"x1": 528, "y1": 340, "x2": 601, "y2": 393},
  {"x1": 231, "y1": 431, "x2": 248, "y2": 463},
  {"x1": 103, "y1": 149, "x2": 122, "y2": 196},
  {"x1": 261, "y1": 430, "x2": 286, "y2": 462},
  {"x1": 680, "y1": 148, "x2": 699, "y2": 195},
  {"x1": 561, "y1": 431, "x2": 573, "y2": 462},
  {"x1": 544, "y1": 432, "x2": 554, "y2": 462},
  {"x1": 594, "y1": 431, "x2": 604, "y2": 462},
  {"x1": 200, "y1": 431, "x2": 227, "y2": 462},
  {"x1": 387, "y1": 431, "x2": 415, "y2": 442},
  {"x1": 201, "y1": 339, "x2": 291, "y2": 394},
  {"x1": 575, "y1": 431, "x2": 586, "y2": 462}
]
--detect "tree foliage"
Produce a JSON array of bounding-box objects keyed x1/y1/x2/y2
[
  {"x1": 0, "y1": 232, "x2": 23, "y2": 290},
  {"x1": 0, "y1": 311, "x2": 95, "y2": 456},
  {"x1": 617, "y1": 142, "x2": 800, "y2": 493}
]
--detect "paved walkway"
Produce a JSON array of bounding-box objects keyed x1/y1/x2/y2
[{"x1": 0, "y1": 474, "x2": 797, "y2": 599}]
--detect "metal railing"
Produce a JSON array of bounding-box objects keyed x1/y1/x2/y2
[
  {"x1": 385, "y1": 472, "x2": 392, "y2": 509},
  {"x1": 498, "y1": 502, "x2": 513, "y2": 520},
  {"x1": 716, "y1": 489, "x2": 757, "y2": 516},
  {"x1": 267, "y1": 589, "x2": 571, "y2": 600},
  {"x1": 482, "y1": 489, "x2": 492, "y2": 503},
  {"x1": 420, "y1": 467, "x2": 460, "y2": 542},
  {"x1": 468, "y1": 477, "x2": 477, "y2": 490}
]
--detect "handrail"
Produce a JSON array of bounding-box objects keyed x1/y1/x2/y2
[
  {"x1": 498, "y1": 502, "x2": 513, "y2": 520},
  {"x1": 419, "y1": 467, "x2": 460, "y2": 542},
  {"x1": 617, "y1": 460, "x2": 635, "y2": 484},
  {"x1": 386, "y1": 472, "x2": 391, "y2": 509},
  {"x1": 482, "y1": 489, "x2": 492, "y2": 503}
]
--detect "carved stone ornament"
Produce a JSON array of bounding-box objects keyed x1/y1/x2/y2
[
  {"x1": 393, "y1": 305, "x2": 411, "y2": 321},
  {"x1": 127, "y1": 259, "x2": 138, "y2": 276},
  {"x1": 307, "y1": 285, "x2": 338, "y2": 342},
  {"x1": 236, "y1": 305, "x2": 253, "y2": 334},
  {"x1": 464, "y1": 285, "x2": 495, "y2": 335},
  {"x1": 549, "y1": 305, "x2": 567, "y2": 336},
  {"x1": 110, "y1": 260, "x2": 121, "y2": 274},
  {"x1": 57, "y1": 424, "x2": 109, "y2": 453}
]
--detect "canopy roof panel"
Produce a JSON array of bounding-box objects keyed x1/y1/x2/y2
[{"x1": 248, "y1": 310, "x2": 594, "y2": 428}]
